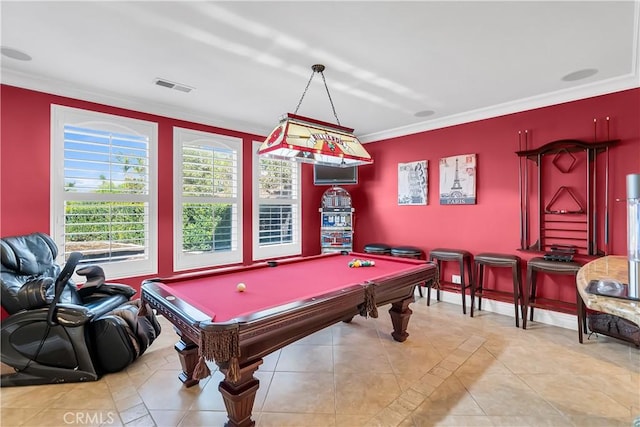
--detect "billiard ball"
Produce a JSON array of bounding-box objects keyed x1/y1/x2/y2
[{"x1": 237, "y1": 283, "x2": 246, "y2": 292}]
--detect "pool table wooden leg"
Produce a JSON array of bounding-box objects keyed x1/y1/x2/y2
[
  {"x1": 174, "y1": 338, "x2": 200, "y2": 387},
  {"x1": 218, "y1": 359, "x2": 263, "y2": 427},
  {"x1": 389, "y1": 297, "x2": 414, "y2": 342}
]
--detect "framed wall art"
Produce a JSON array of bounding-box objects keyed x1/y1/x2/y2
[
  {"x1": 439, "y1": 154, "x2": 476, "y2": 205},
  {"x1": 398, "y1": 160, "x2": 427, "y2": 205}
]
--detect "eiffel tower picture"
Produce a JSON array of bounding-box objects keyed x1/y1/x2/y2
[
  {"x1": 439, "y1": 154, "x2": 476, "y2": 205},
  {"x1": 451, "y1": 158, "x2": 463, "y2": 190}
]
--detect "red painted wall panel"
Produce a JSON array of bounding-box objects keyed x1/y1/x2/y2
[
  {"x1": 0, "y1": 85, "x2": 267, "y2": 291},
  {"x1": 1, "y1": 84, "x2": 639, "y2": 310},
  {"x1": 348, "y1": 88, "x2": 640, "y2": 302}
]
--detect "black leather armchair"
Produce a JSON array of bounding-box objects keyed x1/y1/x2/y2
[{"x1": 1, "y1": 232, "x2": 161, "y2": 386}]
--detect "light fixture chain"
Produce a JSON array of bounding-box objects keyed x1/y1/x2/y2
[
  {"x1": 293, "y1": 69, "x2": 316, "y2": 115},
  {"x1": 319, "y1": 71, "x2": 341, "y2": 126}
]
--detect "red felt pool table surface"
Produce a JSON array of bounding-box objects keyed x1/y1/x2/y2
[{"x1": 149, "y1": 251, "x2": 426, "y2": 323}]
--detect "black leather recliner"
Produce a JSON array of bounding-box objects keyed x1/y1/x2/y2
[{"x1": 1, "y1": 232, "x2": 161, "y2": 386}]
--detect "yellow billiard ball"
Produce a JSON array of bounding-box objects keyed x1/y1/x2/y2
[{"x1": 237, "y1": 283, "x2": 246, "y2": 292}]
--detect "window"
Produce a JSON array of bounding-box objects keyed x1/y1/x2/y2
[
  {"x1": 174, "y1": 128, "x2": 242, "y2": 270},
  {"x1": 51, "y1": 105, "x2": 158, "y2": 279},
  {"x1": 252, "y1": 141, "x2": 301, "y2": 260}
]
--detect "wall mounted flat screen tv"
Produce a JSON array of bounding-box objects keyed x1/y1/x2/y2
[{"x1": 313, "y1": 164, "x2": 358, "y2": 185}]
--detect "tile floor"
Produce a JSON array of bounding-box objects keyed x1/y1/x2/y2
[{"x1": 1, "y1": 296, "x2": 639, "y2": 427}]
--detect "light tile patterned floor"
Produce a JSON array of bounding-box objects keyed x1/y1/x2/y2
[{"x1": 2, "y1": 296, "x2": 639, "y2": 426}]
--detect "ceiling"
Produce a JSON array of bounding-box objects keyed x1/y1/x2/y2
[{"x1": 2, "y1": 1, "x2": 639, "y2": 142}]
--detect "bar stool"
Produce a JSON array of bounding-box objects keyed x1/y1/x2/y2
[
  {"x1": 391, "y1": 246, "x2": 425, "y2": 296},
  {"x1": 472, "y1": 253, "x2": 523, "y2": 327},
  {"x1": 390, "y1": 246, "x2": 423, "y2": 259},
  {"x1": 428, "y1": 248, "x2": 473, "y2": 314},
  {"x1": 523, "y1": 257, "x2": 583, "y2": 341},
  {"x1": 363, "y1": 243, "x2": 392, "y2": 256}
]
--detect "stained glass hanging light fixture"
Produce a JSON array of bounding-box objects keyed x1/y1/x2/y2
[{"x1": 257, "y1": 64, "x2": 373, "y2": 167}]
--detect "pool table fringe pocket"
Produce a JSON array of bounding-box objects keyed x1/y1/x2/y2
[
  {"x1": 193, "y1": 355, "x2": 211, "y2": 380},
  {"x1": 362, "y1": 284, "x2": 378, "y2": 318},
  {"x1": 200, "y1": 325, "x2": 241, "y2": 383},
  {"x1": 432, "y1": 264, "x2": 441, "y2": 289}
]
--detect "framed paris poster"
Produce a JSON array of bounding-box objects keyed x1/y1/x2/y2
[
  {"x1": 439, "y1": 154, "x2": 476, "y2": 204},
  {"x1": 398, "y1": 160, "x2": 427, "y2": 205}
]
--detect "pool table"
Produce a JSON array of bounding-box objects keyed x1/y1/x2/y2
[{"x1": 141, "y1": 251, "x2": 437, "y2": 427}]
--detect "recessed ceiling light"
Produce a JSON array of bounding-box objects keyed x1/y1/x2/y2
[
  {"x1": 0, "y1": 46, "x2": 32, "y2": 61},
  {"x1": 414, "y1": 110, "x2": 435, "y2": 118},
  {"x1": 561, "y1": 68, "x2": 598, "y2": 82}
]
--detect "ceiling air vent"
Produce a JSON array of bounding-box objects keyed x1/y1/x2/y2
[{"x1": 154, "y1": 78, "x2": 194, "y2": 93}]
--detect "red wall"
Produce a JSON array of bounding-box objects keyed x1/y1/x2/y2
[
  {"x1": 0, "y1": 85, "x2": 321, "y2": 290},
  {"x1": 344, "y1": 88, "x2": 640, "y2": 302},
  {"x1": 2, "y1": 84, "x2": 639, "y2": 307}
]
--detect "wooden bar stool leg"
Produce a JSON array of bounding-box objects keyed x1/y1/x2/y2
[
  {"x1": 436, "y1": 260, "x2": 442, "y2": 302},
  {"x1": 470, "y1": 263, "x2": 479, "y2": 318},
  {"x1": 529, "y1": 269, "x2": 537, "y2": 322},
  {"x1": 478, "y1": 264, "x2": 485, "y2": 311},
  {"x1": 467, "y1": 257, "x2": 474, "y2": 294},
  {"x1": 478, "y1": 265, "x2": 484, "y2": 312},
  {"x1": 459, "y1": 259, "x2": 466, "y2": 314},
  {"x1": 517, "y1": 266, "x2": 524, "y2": 327},
  {"x1": 523, "y1": 267, "x2": 532, "y2": 329},
  {"x1": 511, "y1": 265, "x2": 520, "y2": 328},
  {"x1": 467, "y1": 257, "x2": 474, "y2": 314}
]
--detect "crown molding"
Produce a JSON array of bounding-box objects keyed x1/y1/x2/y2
[
  {"x1": 3, "y1": 66, "x2": 638, "y2": 146},
  {"x1": 359, "y1": 73, "x2": 640, "y2": 143},
  {"x1": 0, "y1": 68, "x2": 270, "y2": 138}
]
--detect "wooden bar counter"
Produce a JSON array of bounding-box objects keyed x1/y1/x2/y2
[{"x1": 576, "y1": 256, "x2": 640, "y2": 327}]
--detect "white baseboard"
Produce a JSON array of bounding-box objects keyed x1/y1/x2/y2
[{"x1": 419, "y1": 289, "x2": 579, "y2": 331}]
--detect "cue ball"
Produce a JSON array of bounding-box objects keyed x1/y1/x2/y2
[{"x1": 237, "y1": 283, "x2": 246, "y2": 292}]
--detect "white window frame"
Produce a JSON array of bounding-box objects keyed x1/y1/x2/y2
[
  {"x1": 252, "y1": 140, "x2": 301, "y2": 260},
  {"x1": 50, "y1": 105, "x2": 158, "y2": 280},
  {"x1": 173, "y1": 127, "x2": 243, "y2": 271}
]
